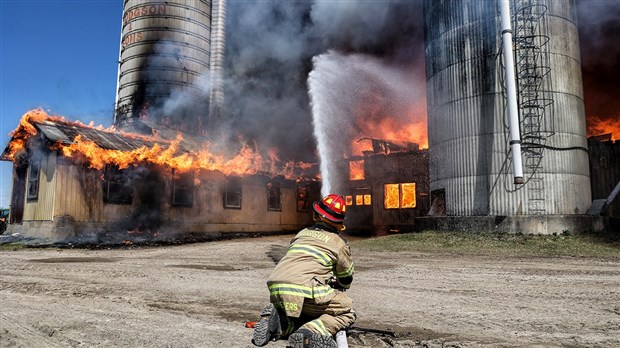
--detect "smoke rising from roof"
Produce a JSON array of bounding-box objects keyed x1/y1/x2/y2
[
  {"x1": 141, "y1": 0, "x2": 617, "y2": 161},
  {"x1": 222, "y1": 0, "x2": 425, "y2": 163}
]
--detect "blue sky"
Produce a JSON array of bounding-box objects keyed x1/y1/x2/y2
[{"x1": 0, "y1": 0, "x2": 123, "y2": 207}]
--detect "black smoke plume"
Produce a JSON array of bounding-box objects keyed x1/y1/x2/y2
[
  {"x1": 577, "y1": 0, "x2": 620, "y2": 130},
  {"x1": 221, "y1": 0, "x2": 425, "y2": 163}
]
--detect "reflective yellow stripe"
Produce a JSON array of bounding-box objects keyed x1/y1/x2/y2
[
  {"x1": 335, "y1": 262, "x2": 354, "y2": 277},
  {"x1": 269, "y1": 283, "x2": 313, "y2": 298},
  {"x1": 268, "y1": 283, "x2": 334, "y2": 299},
  {"x1": 288, "y1": 244, "x2": 333, "y2": 267},
  {"x1": 283, "y1": 317, "x2": 295, "y2": 336},
  {"x1": 312, "y1": 284, "x2": 334, "y2": 297},
  {"x1": 307, "y1": 319, "x2": 329, "y2": 336}
]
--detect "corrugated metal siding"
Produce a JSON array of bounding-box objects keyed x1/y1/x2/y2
[
  {"x1": 208, "y1": 0, "x2": 226, "y2": 125},
  {"x1": 425, "y1": 0, "x2": 590, "y2": 216}
]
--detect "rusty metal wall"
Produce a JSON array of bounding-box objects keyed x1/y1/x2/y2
[
  {"x1": 424, "y1": 0, "x2": 590, "y2": 216},
  {"x1": 115, "y1": 0, "x2": 212, "y2": 134}
]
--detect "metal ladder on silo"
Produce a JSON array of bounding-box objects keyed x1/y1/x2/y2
[{"x1": 513, "y1": 0, "x2": 552, "y2": 214}]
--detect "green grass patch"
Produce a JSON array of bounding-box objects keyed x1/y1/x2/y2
[
  {"x1": 0, "y1": 243, "x2": 26, "y2": 251},
  {"x1": 351, "y1": 231, "x2": 620, "y2": 258}
]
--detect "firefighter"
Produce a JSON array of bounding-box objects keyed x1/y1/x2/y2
[{"x1": 252, "y1": 194, "x2": 356, "y2": 348}]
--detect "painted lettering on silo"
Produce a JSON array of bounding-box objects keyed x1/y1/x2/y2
[
  {"x1": 123, "y1": 4, "x2": 167, "y2": 24},
  {"x1": 115, "y1": 0, "x2": 213, "y2": 135},
  {"x1": 121, "y1": 4, "x2": 167, "y2": 48}
]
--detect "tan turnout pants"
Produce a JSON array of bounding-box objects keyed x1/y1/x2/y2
[{"x1": 293, "y1": 291, "x2": 356, "y2": 336}]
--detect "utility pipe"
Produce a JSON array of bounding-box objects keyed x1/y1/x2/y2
[
  {"x1": 500, "y1": 0, "x2": 525, "y2": 184},
  {"x1": 604, "y1": 180, "x2": 620, "y2": 212}
]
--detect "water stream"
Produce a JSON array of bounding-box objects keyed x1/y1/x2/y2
[
  {"x1": 307, "y1": 52, "x2": 357, "y2": 197},
  {"x1": 307, "y1": 51, "x2": 426, "y2": 197}
]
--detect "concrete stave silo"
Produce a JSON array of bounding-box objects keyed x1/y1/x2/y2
[
  {"x1": 115, "y1": 0, "x2": 218, "y2": 135},
  {"x1": 424, "y1": 0, "x2": 591, "y2": 227}
]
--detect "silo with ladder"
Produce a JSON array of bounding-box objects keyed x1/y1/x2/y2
[{"x1": 423, "y1": 0, "x2": 590, "y2": 221}]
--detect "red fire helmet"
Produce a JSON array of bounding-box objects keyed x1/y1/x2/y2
[{"x1": 313, "y1": 194, "x2": 346, "y2": 223}]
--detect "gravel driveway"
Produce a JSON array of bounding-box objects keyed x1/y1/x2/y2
[{"x1": 1, "y1": 235, "x2": 619, "y2": 347}]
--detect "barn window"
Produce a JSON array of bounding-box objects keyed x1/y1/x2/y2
[
  {"x1": 297, "y1": 184, "x2": 310, "y2": 212},
  {"x1": 224, "y1": 176, "x2": 242, "y2": 209},
  {"x1": 345, "y1": 195, "x2": 353, "y2": 206},
  {"x1": 354, "y1": 194, "x2": 371, "y2": 206},
  {"x1": 171, "y1": 170, "x2": 193, "y2": 207},
  {"x1": 27, "y1": 158, "x2": 40, "y2": 201},
  {"x1": 267, "y1": 182, "x2": 282, "y2": 211},
  {"x1": 103, "y1": 165, "x2": 133, "y2": 204},
  {"x1": 384, "y1": 183, "x2": 416, "y2": 209},
  {"x1": 349, "y1": 160, "x2": 365, "y2": 180}
]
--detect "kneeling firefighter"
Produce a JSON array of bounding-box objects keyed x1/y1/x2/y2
[{"x1": 252, "y1": 194, "x2": 356, "y2": 348}]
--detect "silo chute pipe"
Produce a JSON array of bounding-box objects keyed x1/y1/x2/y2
[{"x1": 500, "y1": 0, "x2": 524, "y2": 185}]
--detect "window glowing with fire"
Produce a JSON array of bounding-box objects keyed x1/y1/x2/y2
[
  {"x1": 349, "y1": 160, "x2": 364, "y2": 180},
  {"x1": 346, "y1": 194, "x2": 371, "y2": 206},
  {"x1": 384, "y1": 183, "x2": 416, "y2": 209}
]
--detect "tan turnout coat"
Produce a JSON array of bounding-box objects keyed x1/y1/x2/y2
[{"x1": 267, "y1": 226, "x2": 354, "y2": 318}]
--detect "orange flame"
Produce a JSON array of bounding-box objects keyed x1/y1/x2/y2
[
  {"x1": 5, "y1": 109, "x2": 55, "y2": 161},
  {"x1": 352, "y1": 118, "x2": 427, "y2": 156},
  {"x1": 383, "y1": 183, "x2": 416, "y2": 209},
  {"x1": 349, "y1": 160, "x2": 364, "y2": 180},
  {"x1": 587, "y1": 116, "x2": 620, "y2": 141},
  {"x1": 384, "y1": 184, "x2": 400, "y2": 209},
  {"x1": 351, "y1": 98, "x2": 428, "y2": 156},
  {"x1": 7, "y1": 109, "x2": 316, "y2": 180}
]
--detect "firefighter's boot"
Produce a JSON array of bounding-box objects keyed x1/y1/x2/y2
[
  {"x1": 288, "y1": 328, "x2": 337, "y2": 348},
  {"x1": 252, "y1": 303, "x2": 282, "y2": 346}
]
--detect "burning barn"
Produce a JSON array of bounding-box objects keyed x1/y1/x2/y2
[
  {"x1": 2, "y1": 0, "x2": 615, "y2": 240},
  {"x1": 338, "y1": 138, "x2": 429, "y2": 234},
  {"x1": 1, "y1": 110, "x2": 320, "y2": 243}
]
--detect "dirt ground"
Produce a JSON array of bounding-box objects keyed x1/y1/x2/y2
[{"x1": 1, "y1": 234, "x2": 619, "y2": 348}]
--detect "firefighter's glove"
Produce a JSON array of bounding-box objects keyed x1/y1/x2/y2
[{"x1": 327, "y1": 277, "x2": 346, "y2": 291}]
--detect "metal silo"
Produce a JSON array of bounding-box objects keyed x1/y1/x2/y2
[
  {"x1": 208, "y1": 0, "x2": 227, "y2": 131},
  {"x1": 424, "y1": 0, "x2": 591, "y2": 217},
  {"x1": 115, "y1": 0, "x2": 220, "y2": 135}
]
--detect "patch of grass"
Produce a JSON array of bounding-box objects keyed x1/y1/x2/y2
[
  {"x1": 0, "y1": 243, "x2": 26, "y2": 251},
  {"x1": 350, "y1": 231, "x2": 620, "y2": 258}
]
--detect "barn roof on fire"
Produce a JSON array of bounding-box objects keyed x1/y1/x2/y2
[
  {"x1": 1, "y1": 118, "x2": 196, "y2": 161},
  {"x1": 35, "y1": 120, "x2": 164, "y2": 151}
]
